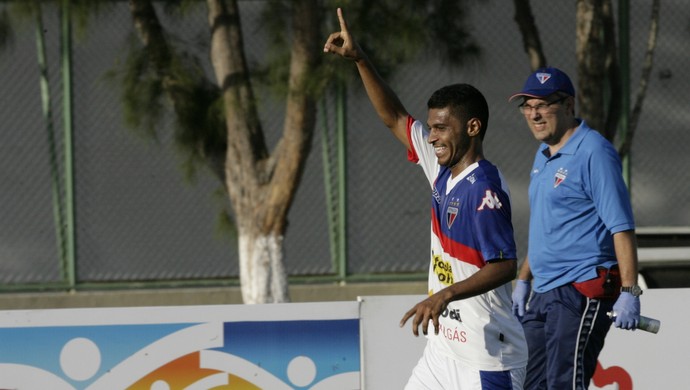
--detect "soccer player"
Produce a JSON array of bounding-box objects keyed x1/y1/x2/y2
[{"x1": 324, "y1": 8, "x2": 527, "y2": 389}]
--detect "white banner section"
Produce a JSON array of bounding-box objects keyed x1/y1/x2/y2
[{"x1": 0, "y1": 289, "x2": 683, "y2": 389}]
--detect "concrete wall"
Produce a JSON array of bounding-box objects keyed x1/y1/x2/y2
[{"x1": 0, "y1": 281, "x2": 427, "y2": 310}]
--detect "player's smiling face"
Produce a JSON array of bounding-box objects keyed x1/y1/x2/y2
[{"x1": 426, "y1": 107, "x2": 470, "y2": 168}]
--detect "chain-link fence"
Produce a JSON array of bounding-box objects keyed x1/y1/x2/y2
[{"x1": 0, "y1": 0, "x2": 687, "y2": 289}]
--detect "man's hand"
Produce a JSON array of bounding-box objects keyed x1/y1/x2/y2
[
  {"x1": 400, "y1": 291, "x2": 450, "y2": 337},
  {"x1": 511, "y1": 279, "x2": 531, "y2": 318},
  {"x1": 323, "y1": 8, "x2": 362, "y2": 61},
  {"x1": 612, "y1": 292, "x2": 641, "y2": 330}
]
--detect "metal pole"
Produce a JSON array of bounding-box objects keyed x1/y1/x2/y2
[
  {"x1": 619, "y1": 0, "x2": 631, "y2": 188},
  {"x1": 320, "y1": 98, "x2": 339, "y2": 273},
  {"x1": 336, "y1": 81, "x2": 348, "y2": 279},
  {"x1": 62, "y1": 0, "x2": 77, "y2": 289},
  {"x1": 35, "y1": 3, "x2": 68, "y2": 283}
]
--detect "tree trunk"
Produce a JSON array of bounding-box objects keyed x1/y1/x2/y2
[
  {"x1": 513, "y1": 0, "x2": 547, "y2": 70},
  {"x1": 575, "y1": 0, "x2": 605, "y2": 131},
  {"x1": 207, "y1": 0, "x2": 319, "y2": 303},
  {"x1": 575, "y1": 0, "x2": 619, "y2": 138},
  {"x1": 130, "y1": 0, "x2": 319, "y2": 303},
  {"x1": 238, "y1": 231, "x2": 288, "y2": 304}
]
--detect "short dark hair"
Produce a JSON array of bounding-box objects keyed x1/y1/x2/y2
[{"x1": 427, "y1": 83, "x2": 489, "y2": 140}]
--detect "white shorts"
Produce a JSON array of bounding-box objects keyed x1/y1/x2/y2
[{"x1": 404, "y1": 341, "x2": 525, "y2": 390}]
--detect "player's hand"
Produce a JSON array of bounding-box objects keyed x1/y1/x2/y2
[
  {"x1": 612, "y1": 292, "x2": 640, "y2": 330},
  {"x1": 511, "y1": 279, "x2": 531, "y2": 318},
  {"x1": 323, "y1": 8, "x2": 362, "y2": 61},
  {"x1": 399, "y1": 292, "x2": 449, "y2": 337}
]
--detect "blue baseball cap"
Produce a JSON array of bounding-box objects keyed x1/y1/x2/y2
[{"x1": 509, "y1": 67, "x2": 575, "y2": 101}]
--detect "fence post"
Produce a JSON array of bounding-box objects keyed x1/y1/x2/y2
[
  {"x1": 618, "y1": 0, "x2": 631, "y2": 189},
  {"x1": 335, "y1": 80, "x2": 348, "y2": 279},
  {"x1": 62, "y1": 0, "x2": 77, "y2": 289}
]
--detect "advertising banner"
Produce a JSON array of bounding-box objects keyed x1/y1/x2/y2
[
  {"x1": 0, "y1": 302, "x2": 361, "y2": 389},
  {"x1": 0, "y1": 289, "x2": 684, "y2": 389}
]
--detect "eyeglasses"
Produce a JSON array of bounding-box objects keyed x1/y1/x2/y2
[{"x1": 518, "y1": 96, "x2": 568, "y2": 115}]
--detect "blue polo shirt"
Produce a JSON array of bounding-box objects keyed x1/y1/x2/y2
[{"x1": 527, "y1": 120, "x2": 635, "y2": 293}]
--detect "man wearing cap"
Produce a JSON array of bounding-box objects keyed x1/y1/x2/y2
[{"x1": 509, "y1": 67, "x2": 642, "y2": 389}]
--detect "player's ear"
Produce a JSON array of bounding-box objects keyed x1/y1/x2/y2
[{"x1": 467, "y1": 118, "x2": 481, "y2": 137}]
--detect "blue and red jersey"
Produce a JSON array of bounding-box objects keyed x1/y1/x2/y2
[{"x1": 406, "y1": 116, "x2": 527, "y2": 371}]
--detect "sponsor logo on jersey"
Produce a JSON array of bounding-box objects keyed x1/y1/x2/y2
[
  {"x1": 554, "y1": 167, "x2": 568, "y2": 187},
  {"x1": 477, "y1": 190, "x2": 503, "y2": 210},
  {"x1": 438, "y1": 323, "x2": 467, "y2": 343},
  {"x1": 432, "y1": 253, "x2": 454, "y2": 286},
  {"x1": 432, "y1": 186, "x2": 441, "y2": 204},
  {"x1": 442, "y1": 308, "x2": 462, "y2": 323}
]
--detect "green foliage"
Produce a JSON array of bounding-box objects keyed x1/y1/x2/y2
[
  {"x1": 2, "y1": 0, "x2": 113, "y2": 39},
  {"x1": 253, "y1": 0, "x2": 484, "y2": 97},
  {"x1": 328, "y1": 0, "x2": 481, "y2": 83},
  {"x1": 213, "y1": 186, "x2": 239, "y2": 244},
  {"x1": 254, "y1": 0, "x2": 292, "y2": 98},
  {"x1": 1, "y1": 1, "x2": 37, "y2": 22},
  {"x1": 160, "y1": 0, "x2": 203, "y2": 17},
  {"x1": 424, "y1": 0, "x2": 483, "y2": 64},
  {"x1": 169, "y1": 53, "x2": 226, "y2": 183},
  {"x1": 68, "y1": 0, "x2": 114, "y2": 39},
  {"x1": 117, "y1": 35, "x2": 165, "y2": 142},
  {"x1": 110, "y1": 30, "x2": 226, "y2": 183},
  {"x1": 0, "y1": 8, "x2": 13, "y2": 50}
]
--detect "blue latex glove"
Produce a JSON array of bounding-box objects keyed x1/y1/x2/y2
[
  {"x1": 612, "y1": 292, "x2": 641, "y2": 330},
  {"x1": 512, "y1": 279, "x2": 531, "y2": 318}
]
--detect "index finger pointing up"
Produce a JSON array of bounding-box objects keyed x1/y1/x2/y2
[{"x1": 337, "y1": 8, "x2": 348, "y2": 33}]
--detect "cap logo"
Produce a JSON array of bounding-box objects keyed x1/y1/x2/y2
[{"x1": 536, "y1": 72, "x2": 552, "y2": 84}]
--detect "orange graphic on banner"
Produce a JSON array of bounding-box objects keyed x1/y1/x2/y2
[{"x1": 127, "y1": 352, "x2": 260, "y2": 390}]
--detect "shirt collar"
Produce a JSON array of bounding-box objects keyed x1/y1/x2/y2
[{"x1": 540, "y1": 119, "x2": 588, "y2": 158}]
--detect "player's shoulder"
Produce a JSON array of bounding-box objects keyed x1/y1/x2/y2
[
  {"x1": 471, "y1": 160, "x2": 503, "y2": 186},
  {"x1": 578, "y1": 128, "x2": 620, "y2": 166},
  {"x1": 579, "y1": 125, "x2": 616, "y2": 152},
  {"x1": 464, "y1": 162, "x2": 506, "y2": 195}
]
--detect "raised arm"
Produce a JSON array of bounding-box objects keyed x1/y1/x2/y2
[{"x1": 323, "y1": 8, "x2": 411, "y2": 150}]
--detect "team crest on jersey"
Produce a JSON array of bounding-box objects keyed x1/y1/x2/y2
[
  {"x1": 536, "y1": 72, "x2": 552, "y2": 84},
  {"x1": 477, "y1": 190, "x2": 503, "y2": 210},
  {"x1": 446, "y1": 197, "x2": 461, "y2": 228},
  {"x1": 554, "y1": 167, "x2": 568, "y2": 187},
  {"x1": 447, "y1": 207, "x2": 459, "y2": 228}
]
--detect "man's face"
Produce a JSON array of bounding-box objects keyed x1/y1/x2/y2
[
  {"x1": 520, "y1": 95, "x2": 571, "y2": 145},
  {"x1": 426, "y1": 107, "x2": 470, "y2": 168}
]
